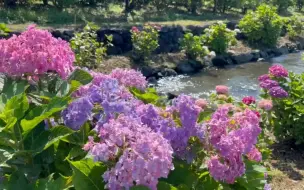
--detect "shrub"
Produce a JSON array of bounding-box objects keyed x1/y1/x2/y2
[
  {"x1": 239, "y1": 4, "x2": 283, "y2": 47},
  {"x1": 180, "y1": 32, "x2": 210, "y2": 59},
  {"x1": 259, "y1": 64, "x2": 304, "y2": 144},
  {"x1": 0, "y1": 24, "x2": 271, "y2": 190},
  {"x1": 285, "y1": 16, "x2": 304, "y2": 39},
  {"x1": 202, "y1": 21, "x2": 237, "y2": 54},
  {"x1": 0, "y1": 24, "x2": 74, "y2": 79},
  {"x1": 70, "y1": 23, "x2": 111, "y2": 68},
  {"x1": 131, "y1": 24, "x2": 160, "y2": 61}
]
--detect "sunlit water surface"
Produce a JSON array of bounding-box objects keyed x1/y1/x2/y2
[{"x1": 156, "y1": 52, "x2": 304, "y2": 100}]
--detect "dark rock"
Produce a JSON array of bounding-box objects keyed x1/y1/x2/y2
[
  {"x1": 140, "y1": 66, "x2": 154, "y2": 78},
  {"x1": 51, "y1": 30, "x2": 62, "y2": 38},
  {"x1": 260, "y1": 51, "x2": 269, "y2": 59},
  {"x1": 160, "y1": 68, "x2": 178, "y2": 77},
  {"x1": 147, "y1": 77, "x2": 157, "y2": 84},
  {"x1": 231, "y1": 53, "x2": 254, "y2": 64},
  {"x1": 189, "y1": 60, "x2": 204, "y2": 70},
  {"x1": 167, "y1": 92, "x2": 178, "y2": 100},
  {"x1": 236, "y1": 32, "x2": 246, "y2": 40},
  {"x1": 226, "y1": 21, "x2": 238, "y2": 30},
  {"x1": 111, "y1": 33, "x2": 124, "y2": 45},
  {"x1": 212, "y1": 56, "x2": 232, "y2": 67},
  {"x1": 63, "y1": 30, "x2": 74, "y2": 38},
  {"x1": 273, "y1": 46, "x2": 289, "y2": 56},
  {"x1": 251, "y1": 50, "x2": 260, "y2": 61},
  {"x1": 107, "y1": 46, "x2": 122, "y2": 55},
  {"x1": 176, "y1": 62, "x2": 195, "y2": 74}
]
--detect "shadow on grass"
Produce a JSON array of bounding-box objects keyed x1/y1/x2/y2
[
  {"x1": 270, "y1": 140, "x2": 304, "y2": 181},
  {"x1": 0, "y1": 5, "x2": 242, "y2": 29}
]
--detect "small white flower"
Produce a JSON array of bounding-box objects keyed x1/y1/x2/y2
[{"x1": 234, "y1": 29, "x2": 241, "y2": 33}]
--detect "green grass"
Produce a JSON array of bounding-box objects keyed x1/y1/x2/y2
[
  {"x1": 2, "y1": 3, "x2": 304, "y2": 31},
  {"x1": 0, "y1": 4, "x2": 242, "y2": 31}
]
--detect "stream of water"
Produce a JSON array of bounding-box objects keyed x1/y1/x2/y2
[{"x1": 156, "y1": 52, "x2": 304, "y2": 100}]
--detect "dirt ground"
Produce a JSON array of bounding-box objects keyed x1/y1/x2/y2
[{"x1": 269, "y1": 141, "x2": 304, "y2": 190}]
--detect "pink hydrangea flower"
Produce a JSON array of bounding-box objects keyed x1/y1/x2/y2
[
  {"x1": 131, "y1": 26, "x2": 140, "y2": 33},
  {"x1": 215, "y1": 85, "x2": 229, "y2": 95},
  {"x1": 247, "y1": 147, "x2": 262, "y2": 162},
  {"x1": 269, "y1": 64, "x2": 288, "y2": 78},
  {"x1": 0, "y1": 24, "x2": 75, "y2": 79},
  {"x1": 242, "y1": 96, "x2": 256, "y2": 105},
  {"x1": 258, "y1": 99, "x2": 273, "y2": 111},
  {"x1": 110, "y1": 68, "x2": 147, "y2": 90},
  {"x1": 195, "y1": 99, "x2": 208, "y2": 109}
]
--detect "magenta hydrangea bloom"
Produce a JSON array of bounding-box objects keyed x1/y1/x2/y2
[
  {"x1": 269, "y1": 86, "x2": 288, "y2": 98},
  {"x1": 84, "y1": 115, "x2": 174, "y2": 190},
  {"x1": 0, "y1": 24, "x2": 75, "y2": 79},
  {"x1": 258, "y1": 74, "x2": 270, "y2": 82},
  {"x1": 269, "y1": 64, "x2": 288, "y2": 78},
  {"x1": 258, "y1": 99, "x2": 273, "y2": 111},
  {"x1": 110, "y1": 68, "x2": 147, "y2": 90},
  {"x1": 242, "y1": 96, "x2": 256, "y2": 105},
  {"x1": 259, "y1": 79, "x2": 279, "y2": 90},
  {"x1": 215, "y1": 85, "x2": 229, "y2": 95},
  {"x1": 247, "y1": 147, "x2": 262, "y2": 162}
]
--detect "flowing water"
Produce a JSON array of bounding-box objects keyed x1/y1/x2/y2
[{"x1": 156, "y1": 52, "x2": 304, "y2": 100}]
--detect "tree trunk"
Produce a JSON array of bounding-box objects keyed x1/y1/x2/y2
[
  {"x1": 125, "y1": 0, "x2": 130, "y2": 13},
  {"x1": 43, "y1": 0, "x2": 48, "y2": 6},
  {"x1": 213, "y1": 0, "x2": 217, "y2": 12}
]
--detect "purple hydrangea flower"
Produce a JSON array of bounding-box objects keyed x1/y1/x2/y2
[
  {"x1": 258, "y1": 74, "x2": 270, "y2": 82},
  {"x1": 110, "y1": 68, "x2": 147, "y2": 90},
  {"x1": 61, "y1": 97, "x2": 93, "y2": 130},
  {"x1": 84, "y1": 115, "x2": 174, "y2": 190},
  {"x1": 269, "y1": 86, "x2": 288, "y2": 98},
  {"x1": 259, "y1": 79, "x2": 279, "y2": 90}
]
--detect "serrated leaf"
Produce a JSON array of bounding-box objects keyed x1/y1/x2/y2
[
  {"x1": 69, "y1": 159, "x2": 107, "y2": 190},
  {"x1": 68, "y1": 69, "x2": 93, "y2": 85},
  {"x1": 31, "y1": 126, "x2": 74, "y2": 153},
  {"x1": 21, "y1": 97, "x2": 68, "y2": 137},
  {"x1": 34, "y1": 174, "x2": 73, "y2": 190}
]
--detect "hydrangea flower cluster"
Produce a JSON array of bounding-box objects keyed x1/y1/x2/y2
[
  {"x1": 84, "y1": 115, "x2": 174, "y2": 190},
  {"x1": 135, "y1": 95, "x2": 205, "y2": 161},
  {"x1": 258, "y1": 99, "x2": 273, "y2": 111},
  {"x1": 242, "y1": 96, "x2": 256, "y2": 105},
  {"x1": 0, "y1": 25, "x2": 75, "y2": 79},
  {"x1": 110, "y1": 68, "x2": 147, "y2": 90},
  {"x1": 207, "y1": 107, "x2": 262, "y2": 184},
  {"x1": 215, "y1": 85, "x2": 229, "y2": 95},
  {"x1": 269, "y1": 64, "x2": 289, "y2": 78},
  {"x1": 258, "y1": 65, "x2": 289, "y2": 99}
]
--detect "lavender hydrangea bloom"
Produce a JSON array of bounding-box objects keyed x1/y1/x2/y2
[
  {"x1": 61, "y1": 97, "x2": 93, "y2": 130},
  {"x1": 110, "y1": 68, "x2": 147, "y2": 90},
  {"x1": 207, "y1": 108, "x2": 262, "y2": 184},
  {"x1": 84, "y1": 115, "x2": 174, "y2": 190},
  {"x1": 259, "y1": 79, "x2": 279, "y2": 90},
  {"x1": 208, "y1": 155, "x2": 245, "y2": 184},
  {"x1": 264, "y1": 184, "x2": 272, "y2": 190},
  {"x1": 269, "y1": 86, "x2": 288, "y2": 98}
]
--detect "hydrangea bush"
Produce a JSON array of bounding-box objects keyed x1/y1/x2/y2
[
  {"x1": 131, "y1": 24, "x2": 160, "y2": 61},
  {"x1": 259, "y1": 64, "x2": 304, "y2": 144},
  {"x1": 0, "y1": 25, "x2": 272, "y2": 190}
]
